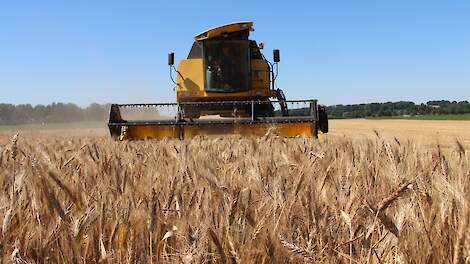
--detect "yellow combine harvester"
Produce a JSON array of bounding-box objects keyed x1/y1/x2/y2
[{"x1": 108, "y1": 21, "x2": 328, "y2": 140}]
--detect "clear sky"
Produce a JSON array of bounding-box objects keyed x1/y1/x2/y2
[{"x1": 1, "y1": 0, "x2": 469, "y2": 106}]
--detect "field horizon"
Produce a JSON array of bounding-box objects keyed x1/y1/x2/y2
[{"x1": 2, "y1": 119, "x2": 469, "y2": 149}]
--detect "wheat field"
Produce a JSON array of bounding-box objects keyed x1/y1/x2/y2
[
  {"x1": 330, "y1": 119, "x2": 470, "y2": 149},
  {"x1": 0, "y1": 123, "x2": 469, "y2": 263}
]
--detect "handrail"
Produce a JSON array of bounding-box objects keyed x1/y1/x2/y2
[{"x1": 112, "y1": 99, "x2": 317, "y2": 107}]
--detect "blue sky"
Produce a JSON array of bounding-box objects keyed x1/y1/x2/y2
[{"x1": 1, "y1": 0, "x2": 469, "y2": 106}]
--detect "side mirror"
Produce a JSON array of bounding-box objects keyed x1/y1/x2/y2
[
  {"x1": 168, "y1": 52, "x2": 174, "y2": 66},
  {"x1": 273, "y1": 49, "x2": 280, "y2": 63}
]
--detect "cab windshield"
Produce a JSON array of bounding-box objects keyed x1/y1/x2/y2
[{"x1": 203, "y1": 40, "x2": 249, "y2": 92}]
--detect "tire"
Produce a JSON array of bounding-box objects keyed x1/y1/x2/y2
[
  {"x1": 182, "y1": 105, "x2": 200, "y2": 119},
  {"x1": 318, "y1": 106, "x2": 328, "y2": 133}
]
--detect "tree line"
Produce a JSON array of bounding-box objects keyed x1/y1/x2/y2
[
  {"x1": 327, "y1": 100, "x2": 470, "y2": 118},
  {"x1": 1, "y1": 100, "x2": 470, "y2": 125},
  {"x1": 0, "y1": 103, "x2": 110, "y2": 125},
  {"x1": 286, "y1": 100, "x2": 470, "y2": 118}
]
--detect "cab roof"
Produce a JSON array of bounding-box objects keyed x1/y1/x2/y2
[{"x1": 194, "y1": 21, "x2": 254, "y2": 41}]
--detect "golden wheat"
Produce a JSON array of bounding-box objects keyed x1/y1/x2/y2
[{"x1": 0, "y1": 132, "x2": 468, "y2": 263}]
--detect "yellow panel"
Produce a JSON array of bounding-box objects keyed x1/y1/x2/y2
[
  {"x1": 183, "y1": 123, "x2": 313, "y2": 138},
  {"x1": 250, "y1": 59, "x2": 270, "y2": 91},
  {"x1": 195, "y1": 21, "x2": 253, "y2": 41},
  {"x1": 123, "y1": 125, "x2": 179, "y2": 140},
  {"x1": 176, "y1": 59, "x2": 204, "y2": 98},
  {"x1": 115, "y1": 123, "x2": 316, "y2": 140}
]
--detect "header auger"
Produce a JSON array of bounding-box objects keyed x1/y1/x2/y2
[{"x1": 108, "y1": 21, "x2": 328, "y2": 140}]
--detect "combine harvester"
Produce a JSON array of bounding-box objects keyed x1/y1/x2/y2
[{"x1": 108, "y1": 22, "x2": 328, "y2": 140}]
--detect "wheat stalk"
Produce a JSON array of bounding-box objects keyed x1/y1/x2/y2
[
  {"x1": 2, "y1": 208, "x2": 13, "y2": 238},
  {"x1": 208, "y1": 227, "x2": 226, "y2": 263},
  {"x1": 279, "y1": 235, "x2": 315, "y2": 262}
]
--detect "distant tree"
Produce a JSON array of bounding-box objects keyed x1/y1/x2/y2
[
  {"x1": 1, "y1": 100, "x2": 470, "y2": 124},
  {"x1": 326, "y1": 100, "x2": 470, "y2": 119},
  {"x1": 0, "y1": 103, "x2": 110, "y2": 125}
]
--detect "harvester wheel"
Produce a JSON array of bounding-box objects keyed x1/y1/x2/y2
[
  {"x1": 254, "y1": 103, "x2": 274, "y2": 117},
  {"x1": 318, "y1": 106, "x2": 328, "y2": 133},
  {"x1": 275, "y1": 89, "x2": 289, "y2": 116},
  {"x1": 182, "y1": 105, "x2": 201, "y2": 119}
]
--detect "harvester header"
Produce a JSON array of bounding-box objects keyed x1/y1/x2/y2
[{"x1": 108, "y1": 21, "x2": 328, "y2": 140}]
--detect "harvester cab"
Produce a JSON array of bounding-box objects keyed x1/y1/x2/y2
[{"x1": 108, "y1": 21, "x2": 328, "y2": 140}]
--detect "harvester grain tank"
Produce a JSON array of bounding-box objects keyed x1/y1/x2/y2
[{"x1": 108, "y1": 21, "x2": 328, "y2": 140}]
